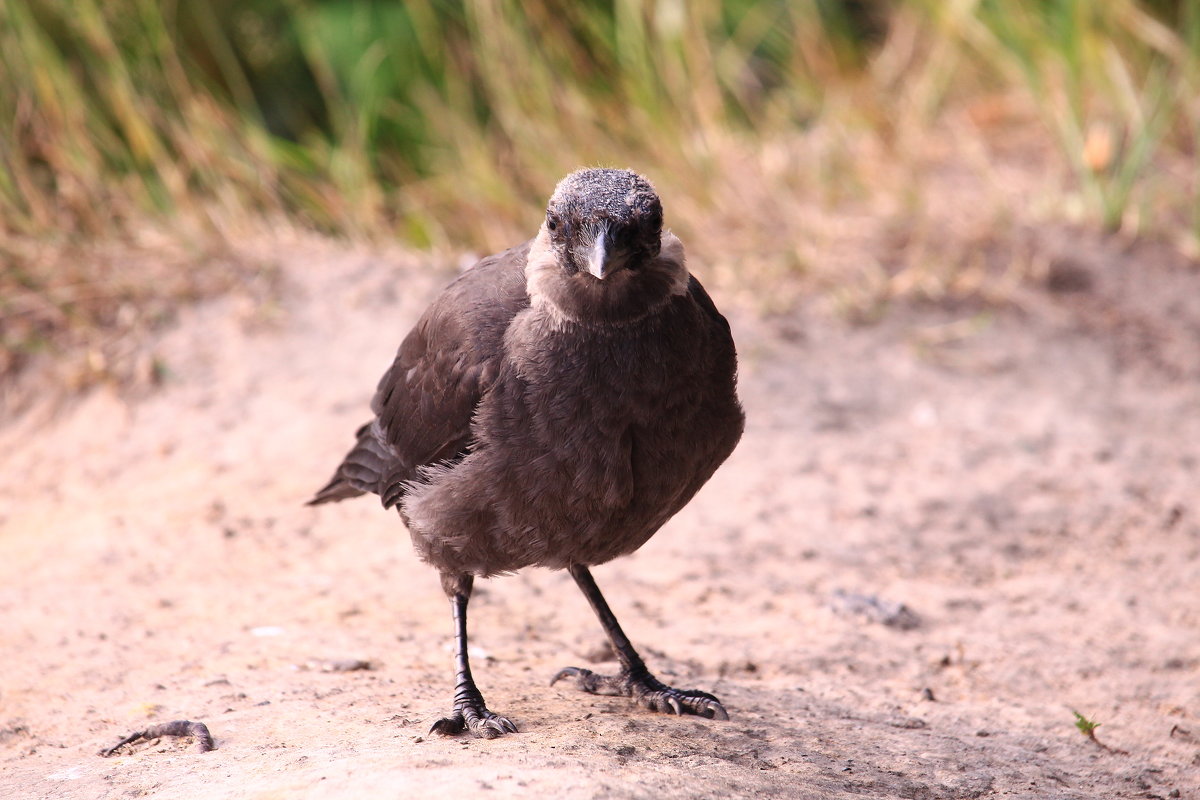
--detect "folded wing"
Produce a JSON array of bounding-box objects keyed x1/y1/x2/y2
[{"x1": 308, "y1": 243, "x2": 532, "y2": 508}]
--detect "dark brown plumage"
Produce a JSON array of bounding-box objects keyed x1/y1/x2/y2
[{"x1": 310, "y1": 168, "x2": 744, "y2": 737}]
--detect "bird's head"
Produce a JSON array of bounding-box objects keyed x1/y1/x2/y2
[
  {"x1": 545, "y1": 169, "x2": 663, "y2": 280},
  {"x1": 527, "y1": 168, "x2": 689, "y2": 325}
]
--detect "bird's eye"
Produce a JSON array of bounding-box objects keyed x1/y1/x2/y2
[{"x1": 546, "y1": 215, "x2": 558, "y2": 232}]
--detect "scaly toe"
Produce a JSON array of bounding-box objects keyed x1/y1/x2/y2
[
  {"x1": 680, "y1": 693, "x2": 729, "y2": 721},
  {"x1": 431, "y1": 708, "x2": 517, "y2": 739},
  {"x1": 554, "y1": 665, "x2": 728, "y2": 721},
  {"x1": 468, "y1": 712, "x2": 517, "y2": 738}
]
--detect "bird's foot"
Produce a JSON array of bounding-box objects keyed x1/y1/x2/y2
[
  {"x1": 429, "y1": 698, "x2": 518, "y2": 739},
  {"x1": 551, "y1": 666, "x2": 729, "y2": 720}
]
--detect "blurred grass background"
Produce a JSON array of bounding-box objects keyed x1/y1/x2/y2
[{"x1": 1, "y1": 0, "x2": 1198, "y2": 393}]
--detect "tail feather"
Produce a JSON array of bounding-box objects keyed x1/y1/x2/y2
[
  {"x1": 307, "y1": 477, "x2": 367, "y2": 506},
  {"x1": 307, "y1": 422, "x2": 393, "y2": 506}
]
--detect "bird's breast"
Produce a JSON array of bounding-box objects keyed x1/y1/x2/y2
[
  {"x1": 403, "y1": 297, "x2": 739, "y2": 575},
  {"x1": 494, "y1": 308, "x2": 716, "y2": 521}
]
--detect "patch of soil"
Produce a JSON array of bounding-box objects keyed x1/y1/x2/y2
[{"x1": 1, "y1": 230, "x2": 1197, "y2": 799}]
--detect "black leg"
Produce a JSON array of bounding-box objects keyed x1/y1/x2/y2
[
  {"x1": 429, "y1": 572, "x2": 518, "y2": 738},
  {"x1": 551, "y1": 564, "x2": 728, "y2": 720}
]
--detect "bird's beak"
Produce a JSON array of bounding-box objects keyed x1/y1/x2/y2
[{"x1": 585, "y1": 228, "x2": 610, "y2": 280}]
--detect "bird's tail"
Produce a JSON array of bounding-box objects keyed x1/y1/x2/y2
[
  {"x1": 307, "y1": 477, "x2": 366, "y2": 506},
  {"x1": 306, "y1": 421, "x2": 388, "y2": 506}
]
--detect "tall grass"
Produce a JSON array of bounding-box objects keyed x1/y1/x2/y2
[
  {"x1": 929, "y1": 0, "x2": 1197, "y2": 235},
  {"x1": 1, "y1": 1, "x2": 1199, "y2": 395},
  {"x1": 3, "y1": 1, "x2": 1196, "y2": 243}
]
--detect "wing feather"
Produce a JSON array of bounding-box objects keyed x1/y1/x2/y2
[{"x1": 308, "y1": 242, "x2": 532, "y2": 507}]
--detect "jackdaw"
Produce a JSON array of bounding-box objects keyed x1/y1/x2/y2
[{"x1": 309, "y1": 168, "x2": 744, "y2": 738}]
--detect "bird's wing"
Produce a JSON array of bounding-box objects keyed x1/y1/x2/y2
[
  {"x1": 369, "y1": 242, "x2": 532, "y2": 506},
  {"x1": 685, "y1": 274, "x2": 733, "y2": 338},
  {"x1": 309, "y1": 241, "x2": 531, "y2": 508}
]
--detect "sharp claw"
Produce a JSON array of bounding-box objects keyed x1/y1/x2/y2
[
  {"x1": 709, "y1": 703, "x2": 730, "y2": 721},
  {"x1": 550, "y1": 667, "x2": 580, "y2": 686},
  {"x1": 474, "y1": 714, "x2": 518, "y2": 738},
  {"x1": 666, "y1": 696, "x2": 683, "y2": 715},
  {"x1": 429, "y1": 716, "x2": 463, "y2": 736}
]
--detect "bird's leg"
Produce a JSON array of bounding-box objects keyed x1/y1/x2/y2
[
  {"x1": 551, "y1": 564, "x2": 728, "y2": 720},
  {"x1": 429, "y1": 572, "x2": 518, "y2": 738}
]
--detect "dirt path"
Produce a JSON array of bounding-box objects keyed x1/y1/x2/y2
[{"x1": 1, "y1": 232, "x2": 1198, "y2": 799}]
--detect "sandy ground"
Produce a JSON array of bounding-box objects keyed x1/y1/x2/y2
[{"x1": 1, "y1": 230, "x2": 1198, "y2": 800}]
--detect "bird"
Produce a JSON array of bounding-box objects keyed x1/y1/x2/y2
[{"x1": 309, "y1": 168, "x2": 745, "y2": 738}]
